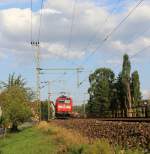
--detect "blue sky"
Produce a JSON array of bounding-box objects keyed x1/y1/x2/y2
[{"x1": 0, "y1": 0, "x2": 150, "y2": 104}]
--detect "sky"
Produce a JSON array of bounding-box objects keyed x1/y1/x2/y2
[{"x1": 0, "y1": 0, "x2": 150, "y2": 104}]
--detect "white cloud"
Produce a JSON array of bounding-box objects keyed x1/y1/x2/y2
[
  {"x1": 0, "y1": 0, "x2": 30, "y2": 3},
  {"x1": 142, "y1": 89, "x2": 150, "y2": 99},
  {"x1": 41, "y1": 43, "x2": 85, "y2": 59},
  {"x1": 0, "y1": 0, "x2": 150, "y2": 64}
]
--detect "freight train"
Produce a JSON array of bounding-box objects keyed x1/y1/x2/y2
[{"x1": 55, "y1": 95, "x2": 73, "y2": 118}]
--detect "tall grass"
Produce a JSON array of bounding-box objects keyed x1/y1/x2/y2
[{"x1": 37, "y1": 121, "x2": 144, "y2": 154}]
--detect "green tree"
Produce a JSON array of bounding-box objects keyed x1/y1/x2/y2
[
  {"x1": 0, "y1": 73, "x2": 26, "y2": 89},
  {"x1": 0, "y1": 73, "x2": 34, "y2": 100},
  {"x1": 87, "y1": 68, "x2": 115, "y2": 116},
  {"x1": 131, "y1": 71, "x2": 141, "y2": 106},
  {"x1": 0, "y1": 74, "x2": 32, "y2": 131},
  {"x1": 110, "y1": 79, "x2": 120, "y2": 117},
  {"x1": 121, "y1": 54, "x2": 132, "y2": 117},
  {"x1": 0, "y1": 86, "x2": 32, "y2": 131}
]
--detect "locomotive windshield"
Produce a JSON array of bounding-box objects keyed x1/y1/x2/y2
[
  {"x1": 58, "y1": 99, "x2": 71, "y2": 104},
  {"x1": 65, "y1": 99, "x2": 71, "y2": 103},
  {"x1": 59, "y1": 100, "x2": 65, "y2": 103}
]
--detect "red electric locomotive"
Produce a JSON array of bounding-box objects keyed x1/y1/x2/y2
[{"x1": 55, "y1": 95, "x2": 73, "y2": 118}]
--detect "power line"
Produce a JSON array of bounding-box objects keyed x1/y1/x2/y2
[
  {"x1": 102, "y1": 0, "x2": 144, "y2": 42},
  {"x1": 130, "y1": 25, "x2": 150, "y2": 42},
  {"x1": 69, "y1": 0, "x2": 122, "y2": 66},
  {"x1": 130, "y1": 45, "x2": 150, "y2": 59},
  {"x1": 79, "y1": 43, "x2": 150, "y2": 87},
  {"x1": 80, "y1": 0, "x2": 122, "y2": 55},
  {"x1": 80, "y1": 0, "x2": 144, "y2": 66},
  {"x1": 65, "y1": 0, "x2": 124, "y2": 82},
  {"x1": 67, "y1": 0, "x2": 78, "y2": 53},
  {"x1": 37, "y1": 0, "x2": 44, "y2": 42},
  {"x1": 62, "y1": 0, "x2": 145, "y2": 90},
  {"x1": 30, "y1": 0, "x2": 33, "y2": 43}
]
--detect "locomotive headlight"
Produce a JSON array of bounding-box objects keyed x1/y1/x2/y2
[
  {"x1": 58, "y1": 105, "x2": 63, "y2": 108},
  {"x1": 66, "y1": 106, "x2": 71, "y2": 109}
]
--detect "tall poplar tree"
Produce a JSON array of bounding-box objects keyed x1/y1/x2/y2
[
  {"x1": 121, "y1": 54, "x2": 132, "y2": 117},
  {"x1": 131, "y1": 71, "x2": 141, "y2": 106}
]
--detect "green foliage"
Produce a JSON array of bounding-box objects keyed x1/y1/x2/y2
[
  {"x1": 0, "y1": 74, "x2": 33, "y2": 130},
  {"x1": 87, "y1": 54, "x2": 142, "y2": 117},
  {"x1": 87, "y1": 68, "x2": 115, "y2": 116},
  {"x1": 122, "y1": 54, "x2": 131, "y2": 79},
  {"x1": 83, "y1": 139, "x2": 114, "y2": 154},
  {"x1": 0, "y1": 73, "x2": 35, "y2": 101},
  {"x1": 131, "y1": 71, "x2": 141, "y2": 106},
  {"x1": 0, "y1": 86, "x2": 32, "y2": 130},
  {"x1": 0, "y1": 73, "x2": 26, "y2": 89},
  {"x1": 121, "y1": 54, "x2": 132, "y2": 116}
]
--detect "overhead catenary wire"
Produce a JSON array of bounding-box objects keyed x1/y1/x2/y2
[
  {"x1": 68, "y1": 0, "x2": 123, "y2": 67},
  {"x1": 102, "y1": 0, "x2": 144, "y2": 42},
  {"x1": 65, "y1": 0, "x2": 123, "y2": 80},
  {"x1": 37, "y1": 0, "x2": 44, "y2": 43},
  {"x1": 80, "y1": 0, "x2": 144, "y2": 66},
  {"x1": 80, "y1": 0, "x2": 122, "y2": 55},
  {"x1": 79, "y1": 42, "x2": 150, "y2": 87},
  {"x1": 67, "y1": 0, "x2": 145, "y2": 87},
  {"x1": 67, "y1": 0, "x2": 78, "y2": 53},
  {"x1": 30, "y1": 0, "x2": 33, "y2": 43},
  {"x1": 63, "y1": 0, "x2": 137, "y2": 88}
]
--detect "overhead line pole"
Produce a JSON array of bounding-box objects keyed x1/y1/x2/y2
[
  {"x1": 31, "y1": 41, "x2": 41, "y2": 122},
  {"x1": 30, "y1": 0, "x2": 44, "y2": 122},
  {"x1": 41, "y1": 80, "x2": 64, "y2": 120}
]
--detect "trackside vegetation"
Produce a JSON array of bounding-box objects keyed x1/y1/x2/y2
[
  {"x1": 0, "y1": 122, "x2": 145, "y2": 154},
  {"x1": 87, "y1": 54, "x2": 142, "y2": 117},
  {"x1": 0, "y1": 74, "x2": 33, "y2": 131},
  {"x1": 37, "y1": 121, "x2": 144, "y2": 154}
]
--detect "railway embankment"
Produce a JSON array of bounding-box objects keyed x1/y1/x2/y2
[{"x1": 53, "y1": 119, "x2": 150, "y2": 153}]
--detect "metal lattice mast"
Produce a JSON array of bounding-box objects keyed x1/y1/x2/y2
[
  {"x1": 48, "y1": 81, "x2": 50, "y2": 121},
  {"x1": 31, "y1": 41, "x2": 41, "y2": 121},
  {"x1": 41, "y1": 80, "x2": 64, "y2": 120}
]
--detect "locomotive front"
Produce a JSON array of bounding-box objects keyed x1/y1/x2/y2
[{"x1": 55, "y1": 95, "x2": 73, "y2": 118}]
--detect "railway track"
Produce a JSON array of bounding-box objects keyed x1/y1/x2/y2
[
  {"x1": 85, "y1": 117, "x2": 150, "y2": 122},
  {"x1": 70, "y1": 117, "x2": 150, "y2": 122}
]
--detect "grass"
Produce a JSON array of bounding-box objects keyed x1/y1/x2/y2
[
  {"x1": 0, "y1": 127, "x2": 56, "y2": 154},
  {"x1": 0, "y1": 121, "x2": 145, "y2": 154}
]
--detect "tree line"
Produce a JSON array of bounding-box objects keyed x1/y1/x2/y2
[{"x1": 87, "y1": 54, "x2": 141, "y2": 117}]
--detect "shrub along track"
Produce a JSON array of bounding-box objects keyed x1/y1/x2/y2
[{"x1": 52, "y1": 119, "x2": 150, "y2": 152}]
